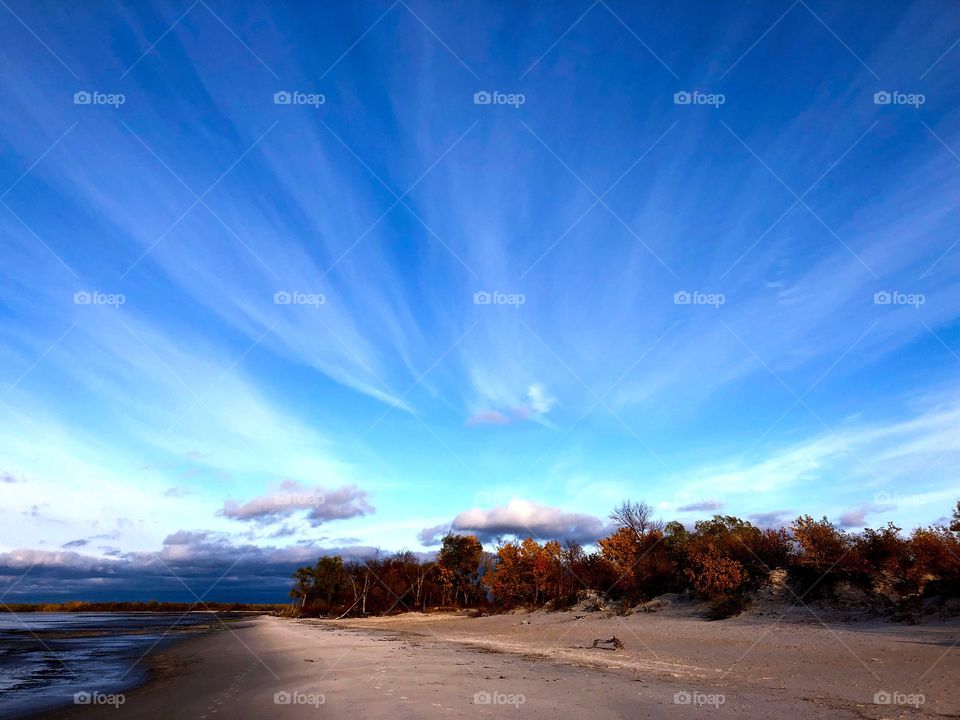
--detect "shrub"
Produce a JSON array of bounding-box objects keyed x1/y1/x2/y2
[
  {"x1": 686, "y1": 548, "x2": 747, "y2": 599},
  {"x1": 706, "y1": 595, "x2": 749, "y2": 620}
]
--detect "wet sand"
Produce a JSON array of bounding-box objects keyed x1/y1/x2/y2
[{"x1": 32, "y1": 611, "x2": 960, "y2": 719}]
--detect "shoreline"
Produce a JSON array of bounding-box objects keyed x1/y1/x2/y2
[
  {"x1": 25, "y1": 610, "x2": 960, "y2": 719},
  {"x1": 12, "y1": 612, "x2": 262, "y2": 720}
]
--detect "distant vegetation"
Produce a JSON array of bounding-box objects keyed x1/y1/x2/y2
[
  {"x1": 1, "y1": 601, "x2": 286, "y2": 613},
  {"x1": 290, "y1": 500, "x2": 960, "y2": 620}
]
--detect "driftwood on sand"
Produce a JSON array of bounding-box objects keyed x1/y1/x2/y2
[{"x1": 569, "y1": 636, "x2": 625, "y2": 651}]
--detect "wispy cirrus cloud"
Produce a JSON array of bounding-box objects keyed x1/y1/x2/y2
[
  {"x1": 663, "y1": 389, "x2": 960, "y2": 527},
  {"x1": 2, "y1": 0, "x2": 960, "y2": 600},
  {"x1": 465, "y1": 384, "x2": 557, "y2": 426},
  {"x1": 465, "y1": 410, "x2": 511, "y2": 426}
]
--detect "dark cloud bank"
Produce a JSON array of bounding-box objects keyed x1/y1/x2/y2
[
  {"x1": 0, "y1": 532, "x2": 381, "y2": 603},
  {"x1": 2, "y1": 484, "x2": 382, "y2": 602}
]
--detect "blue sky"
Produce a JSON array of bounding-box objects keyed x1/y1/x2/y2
[{"x1": 1, "y1": 0, "x2": 959, "y2": 600}]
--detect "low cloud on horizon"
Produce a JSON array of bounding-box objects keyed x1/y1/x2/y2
[{"x1": 419, "y1": 500, "x2": 609, "y2": 547}]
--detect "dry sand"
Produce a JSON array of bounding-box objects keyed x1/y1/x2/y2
[{"x1": 37, "y1": 608, "x2": 960, "y2": 719}]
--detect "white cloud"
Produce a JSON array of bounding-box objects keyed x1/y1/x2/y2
[
  {"x1": 446, "y1": 499, "x2": 607, "y2": 544},
  {"x1": 220, "y1": 482, "x2": 372, "y2": 526},
  {"x1": 526, "y1": 383, "x2": 556, "y2": 415}
]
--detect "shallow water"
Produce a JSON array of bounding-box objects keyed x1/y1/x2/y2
[{"x1": 0, "y1": 612, "x2": 223, "y2": 718}]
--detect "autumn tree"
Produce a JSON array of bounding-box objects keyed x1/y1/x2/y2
[
  {"x1": 436, "y1": 534, "x2": 484, "y2": 606},
  {"x1": 686, "y1": 547, "x2": 746, "y2": 599},
  {"x1": 609, "y1": 500, "x2": 660, "y2": 542},
  {"x1": 290, "y1": 500, "x2": 960, "y2": 619},
  {"x1": 909, "y1": 526, "x2": 960, "y2": 597},
  {"x1": 690, "y1": 516, "x2": 790, "y2": 580},
  {"x1": 535, "y1": 540, "x2": 564, "y2": 604},
  {"x1": 314, "y1": 556, "x2": 348, "y2": 606},
  {"x1": 854, "y1": 524, "x2": 907, "y2": 573},
  {"x1": 485, "y1": 541, "x2": 533, "y2": 607},
  {"x1": 557, "y1": 541, "x2": 589, "y2": 606},
  {"x1": 290, "y1": 567, "x2": 316, "y2": 608},
  {"x1": 599, "y1": 521, "x2": 673, "y2": 602},
  {"x1": 375, "y1": 551, "x2": 435, "y2": 613},
  {"x1": 788, "y1": 515, "x2": 854, "y2": 596},
  {"x1": 344, "y1": 559, "x2": 374, "y2": 615},
  {"x1": 683, "y1": 518, "x2": 746, "y2": 602},
  {"x1": 484, "y1": 538, "x2": 590, "y2": 609},
  {"x1": 791, "y1": 516, "x2": 850, "y2": 569}
]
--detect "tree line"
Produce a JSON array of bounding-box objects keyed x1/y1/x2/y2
[{"x1": 289, "y1": 500, "x2": 960, "y2": 619}]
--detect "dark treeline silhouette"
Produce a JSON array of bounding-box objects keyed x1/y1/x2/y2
[{"x1": 290, "y1": 500, "x2": 960, "y2": 619}]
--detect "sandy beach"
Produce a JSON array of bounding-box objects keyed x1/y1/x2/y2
[{"x1": 34, "y1": 608, "x2": 960, "y2": 719}]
